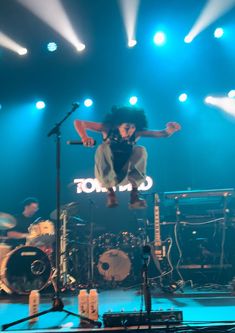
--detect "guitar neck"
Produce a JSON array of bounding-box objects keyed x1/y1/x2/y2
[{"x1": 154, "y1": 193, "x2": 161, "y2": 247}]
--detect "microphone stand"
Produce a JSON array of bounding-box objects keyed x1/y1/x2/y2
[
  {"x1": 2, "y1": 103, "x2": 102, "y2": 331},
  {"x1": 142, "y1": 245, "x2": 152, "y2": 329}
]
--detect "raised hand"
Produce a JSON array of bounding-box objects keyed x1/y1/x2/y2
[{"x1": 166, "y1": 122, "x2": 181, "y2": 135}]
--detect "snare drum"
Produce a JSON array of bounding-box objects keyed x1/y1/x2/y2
[
  {"x1": 0, "y1": 246, "x2": 51, "y2": 294},
  {"x1": 27, "y1": 220, "x2": 55, "y2": 248}
]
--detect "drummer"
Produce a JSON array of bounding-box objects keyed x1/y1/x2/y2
[{"x1": 7, "y1": 197, "x2": 40, "y2": 248}]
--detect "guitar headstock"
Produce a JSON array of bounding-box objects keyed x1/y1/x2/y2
[{"x1": 154, "y1": 193, "x2": 160, "y2": 206}]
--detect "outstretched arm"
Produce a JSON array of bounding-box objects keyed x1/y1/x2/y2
[
  {"x1": 136, "y1": 122, "x2": 181, "y2": 138},
  {"x1": 74, "y1": 120, "x2": 104, "y2": 146}
]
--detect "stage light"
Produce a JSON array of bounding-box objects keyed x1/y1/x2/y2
[
  {"x1": 47, "y1": 42, "x2": 57, "y2": 52},
  {"x1": 118, "y1": 0, "x2": 140, "y2": 49},
  {"x1": 184, "y1": 0, "x2": 235, "y2": 43},
  {"x1": 129, "y1": 96, "x2": 138, "y2": 105},
  {"x1": 178, "y1": 93, "x2": 188, "y2": 102},
  {"x1": 17, "y1": 48, "x2": 28, "y2": 55},
  {"x1": 36, "y1": 101, "x2": 46, "y2": 110},
  {"x1": 17, "y1": 0, "x2": 85, "y2": 53},
  {"x1": 184, "y1": 35, "x2": 193, "y2": 43},
  {"x1": 214, "y1": 27, "x2": 224, "y2": 38},
  {"x1": 228, "y1": 90, "x2": 235, "y2": 98},
  {"x1": 205, "y1": 96, "x2": 214, "y2": 104},
  {"x1": 128, "y1": 39, "x2": 137, "y2": 48},
  {"x1": 153, "y1": 31, "x2": 166, "y2": 46},
  {"x1": 0, "y1": 32, "x2": 28, "y2": 55},
  {"x1": 0, "y1": 104, "x2": 2, "y2": 110},
  {"x1": 205, "y1": 95, "x2": 235, "y2": 116},
  {"x1": 76, "y1": 43, "x2": 86, "y2": 52},
  {"x1": 84, "y1": 98, "x2": 93, "y2": 107}
]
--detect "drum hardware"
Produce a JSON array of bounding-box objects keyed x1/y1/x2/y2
[
  {"x1": 2, "y1": 104, "x2": 102, "y2": 331},
  {"x1": 50, "y1": 202, "x2": 80, "y2": 221},
  {"x1": 0, "y1": 212, "x2": 16, "y2": 230},
  {"x1": 59, "y1": 209, "x2": 77, "y2": 289},
  {"x1": 27, "y1": 220, "x2": 55, "y2": 253}
]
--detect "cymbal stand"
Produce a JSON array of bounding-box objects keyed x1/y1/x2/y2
[{"x1": 60, "y1": 210, "x2": 76, "y2": 289}]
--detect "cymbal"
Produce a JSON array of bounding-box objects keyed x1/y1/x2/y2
[
  {"x1": 0, "y1": 212, "x2": 16, "y2": 230},
  {"x1": 50, "y1": 202, "x2": 79, "y2": 220},
  {"x1": 69, "y1": 216, "x2": 85, "y2": 223}
]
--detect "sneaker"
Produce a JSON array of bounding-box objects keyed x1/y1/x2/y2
[
  {"x1": 106, "y1": 191, "x2": 118, "y2": 208},
  {"x1": 129, "y1": 189, "x2": 147, "y2": 209}
]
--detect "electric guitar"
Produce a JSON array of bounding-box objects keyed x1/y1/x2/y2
[{"x1": 151, "y1": 193, "x2": 172, "y2": 274}]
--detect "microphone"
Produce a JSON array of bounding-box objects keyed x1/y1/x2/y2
[
  {"x1": 67, "y1": 140, "x2": 96, "y2": 145},
  {"x1": 71, "y1": 102, "x2": 80, "y2": 111}
]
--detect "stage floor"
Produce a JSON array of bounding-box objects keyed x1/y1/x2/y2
[{"x1": 1, "y1": 285, "x2": 235, "y2": 332}]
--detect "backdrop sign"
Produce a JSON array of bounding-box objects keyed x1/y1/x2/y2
[{"x1": 74, "y1": 176, "x2": 153, "y2": 194}]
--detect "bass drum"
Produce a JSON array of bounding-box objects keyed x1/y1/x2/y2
[
  {"x1": 0, "y1": 246, "x2": 51, "y2": 294},
  {"x1": 97, "y1": 249, "x2": 131, "y2": 282}
]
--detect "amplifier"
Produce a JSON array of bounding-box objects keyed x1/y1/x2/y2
[{"x1": 103, "y1": 310, "x2": 183, "y2": 327}]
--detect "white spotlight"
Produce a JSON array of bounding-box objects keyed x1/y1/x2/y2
[
  {"x1": 205, "y1": 96, "x2": 214, "y2": 104},
  {"x1": 0, "y1": 32, "x2": 28, "y2": 56},
  {"x1": 205, "y1": 96, "x2": 235, "y2": 116},
  {"x1": 128, "y1": 39, "x2": 137, "y2": 47},
  {"x1": 17, "y1": 48, "x2": 28, "y2": 55},
  {"x1": 18, "y1": 0, "x2": 85, "y2": 53},
  {"x1": 76, "y1": 43, "x2": 85, "y2": 52},
  {"x1": 184, "y1": 0, "x2": 235, "y2": 42},
  {"x1": 184, "y1": 35, "x2": 193, "y2": 43},
  {"x1": 118, "y1": 0, "x2": 140, "y2": 49}
]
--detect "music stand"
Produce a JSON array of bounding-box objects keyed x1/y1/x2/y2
[{"x1": 2, "y1": 103, "x2": 101, "y2": 330}]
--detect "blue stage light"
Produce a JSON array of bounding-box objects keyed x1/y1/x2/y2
[
  {"x1": 47, "y1": 42, "x2": 57, "y2": 52},
  {"x1": 153, "y1": 31, "x2": 166, "y2": 46},
  {"x1": 228, "y1": 90, "x2": 235, "y2": 98},
  {"x1": 36, "y1": 101, "x2": 46, "y2": 109},
  {"x1": 179, "y1": 93, "x2": 188, "y2": 102},
  {"x1": 214, "y1": 27, "x2": 224, "y2": 38},
  {"x1": 129, "y1": 96, "x2": 138, "y2": 105},
  {"x1": 84, "y1": 98, "x2": 93, "y2": 107}
]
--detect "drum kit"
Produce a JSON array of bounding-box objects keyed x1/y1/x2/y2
[
  {"x1": 0, "y1": 212, "x2": 54, "y2": 295},
  {"x1": 94, "y1": 231, "x2": 143, "y2": 286},
  {"x1": 0, "y1": 208, "x2": 146, "y2": 294}
]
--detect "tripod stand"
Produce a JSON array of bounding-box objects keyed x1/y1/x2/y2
[{"x1": 2, "y1": 103, "x2": 101, "y2": 330}]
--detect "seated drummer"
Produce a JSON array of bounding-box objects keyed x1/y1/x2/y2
[{"x1": 7, "y1": 197, "x2": 40, "y2": 248}]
